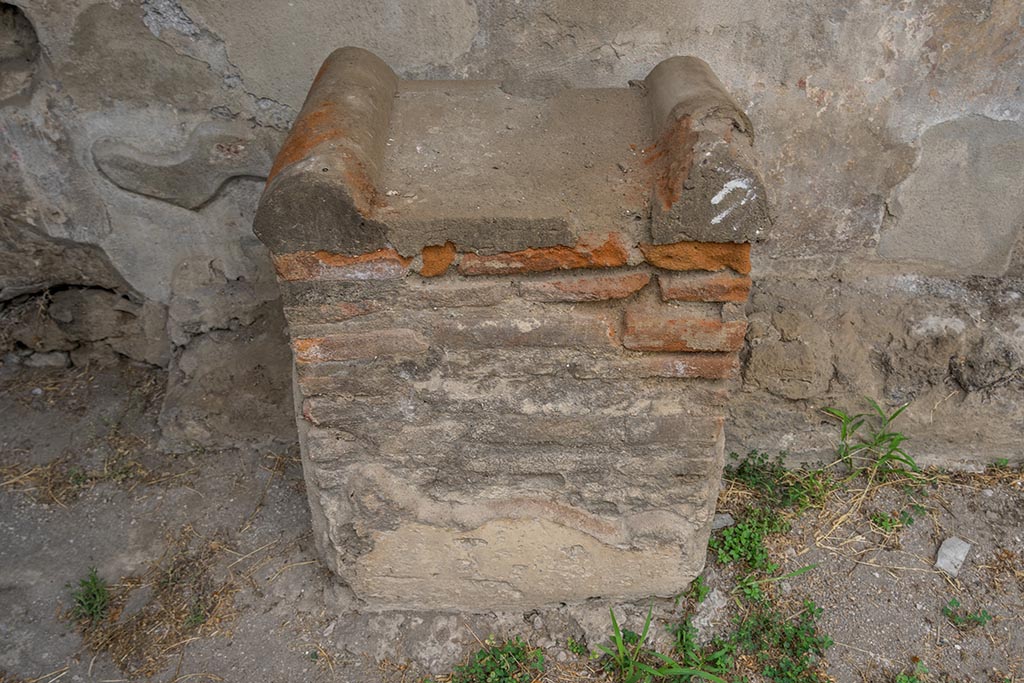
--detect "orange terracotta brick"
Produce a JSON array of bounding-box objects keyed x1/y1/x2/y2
[
  {"x1": 265, "y1": 100, "x2": 380, "y2": 216},
  {"x1": 458, "y1": 234, "x2": 628, "y2": 276},
  {"x1": 273, "y1": 249, "x2": 412, "y2": 281},
  {"x1": 266, "y1": 101, "x2": 343, "y2": 185},
  {"x1": 645, "y1": 115, "x2": 698, "y2": 212},
  {"x1": 640, "y1": 242, "x2": 751, "y2": 275},
  {"x1": 420, "y1": 242, "x2": 457, "y2": 277},
  {"x1": 658, "y1": 271, "x2": 751, "y2": 302},
  {"x1": 623, "y1": 307, "x2": 747, "y2": 353},
  {"x1": 518, "y1": 272, "x2": 651, "y2": 302}
]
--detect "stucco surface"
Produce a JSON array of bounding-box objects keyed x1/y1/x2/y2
[{"x1": 878, "y1": 117, "x2": 1024, "y2": 275}]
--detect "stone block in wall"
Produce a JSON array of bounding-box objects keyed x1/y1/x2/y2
[{"x1": 253, "y1": 47, "x2": 769, "y2": 610}]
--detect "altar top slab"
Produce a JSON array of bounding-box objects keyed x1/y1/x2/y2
[{"x1": 255, "y1": 48, "x2": 768, "y2": 256}]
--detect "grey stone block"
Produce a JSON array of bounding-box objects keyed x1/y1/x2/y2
[
  {"x1": 935, "y1": 537, "x2": 972, "y2": 578},
  {"x1": 712, "y1": 512, "x2": 736, "y2": 530}
]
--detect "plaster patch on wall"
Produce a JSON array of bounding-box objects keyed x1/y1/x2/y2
[
  {"x1": 878, "y1": 117, "x2": 1024, "y2": 275},
  {"x1": 180, "y1": 0, "x2": 481, "y2": 108},
  {"x1": 911, "y1": 315, "x2": 967, "y2": 337}
]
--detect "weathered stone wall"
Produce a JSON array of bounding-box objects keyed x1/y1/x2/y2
[
  {"x1": 1, "y1": 0, "x2": 1022, "y2": 464},
  {"x1": 281, "y1": 244, "x2": 743, "y2": 609}
]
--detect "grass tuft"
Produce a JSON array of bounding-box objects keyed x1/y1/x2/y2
[{"x1": 70, "y1": 567, "x2": 111, "y2": 623}]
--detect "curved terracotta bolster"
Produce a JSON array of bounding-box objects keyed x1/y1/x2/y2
[
  {"x1": 642, "y1": 57, "x2": 769, "y2": 244},
  {"x1": 255, "y1": 47, "x2": 398, "y2": 255},
  {"x1": 644, "y1": 56, "x2": 751, "y2": 137}
]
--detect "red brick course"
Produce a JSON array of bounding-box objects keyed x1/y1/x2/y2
[
  {"x1": 458, "y1": 234, "x2": 628, "y2": 276},
  {"x1": 564, "y1": 352, "x2": 739, "y2": 380},
  {"x1": 273, "y1": 249, "x2": 412, "y2": 281},
  {"x1": 658, "y1": 271, "x2": 751, "y2": 302},
  {"x1": 518, "y1": 272, "x2": 651, "y2": 302},
  {"x1": 640, "y1": 242, "x2": 751, "y2": 274},
  {"x1": 420, "y1": 242, "x2": 457, "y2": 277},
  {"x1": 293, "y1": 329, "x2": 428, "y2": 363},
  {"x1": 623, "y1": 307, "x2": 747, "y2": 352}
]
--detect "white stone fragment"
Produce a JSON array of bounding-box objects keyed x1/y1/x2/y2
[{"x1": 935, "y1": 537, "x2": 971, "y2": 577}]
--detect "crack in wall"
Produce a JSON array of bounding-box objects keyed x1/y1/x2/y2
[
  {"x1": 139, "y1": 0, "x2": 296, "y2": 130},
  {"x1": 141, "y1": 0, "x2": 199, "y2": 38}
]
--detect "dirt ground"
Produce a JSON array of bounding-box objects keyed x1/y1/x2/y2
[{"x1": 0, "y1": 360, "x2": 1021, "y2": 683}]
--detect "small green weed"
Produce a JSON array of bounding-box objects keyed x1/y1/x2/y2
[
  {"x1": 894, "y1": 660, "x2": 928, "y2": 683},
  {"x1": 67, "y1": 467, "x2": 89, "y2": 487},
  {"x1": 725, "y1": 451, "x2": 832, "y2": 512},
  {"x1": 941, "y1": 598, "x2": 992, "y2": 629},
  {"x1": 991, "y1": 457, "x2": 1010, "y2": 469},
  {"x1": 870, "y1": 512, "x2": 900, "y2": 533},
  {"x1": 671, "y1": 617, "x2": 736, "y2": 680},
  {"x1": 566, "y1": 636, "x2": 587, "y2": 658},
  {"x1": 737, "y1": 574, "x2": 766, "y2": 602},
  {"x1": 184, "y1": 599, "x2": 207, "y2": 628},
  {"x1": 70, "y1": 567, "x2": 111, "y2": 623},
  {"x1": 688, "y1": 576, "x2": 709, "y2": 604},
  {"x1": 869, "y1": 506, "x2": 922, "y2": 534},
  {"x1": 671, "y1": 597, "x2": 832, "y2": 683},
  {"x1": 451, "y1": 637, "x2": 544, "y2": 683},
  {"x1": 670, "y1": 618, "x2": 701, "y2": 664},
  {"x1": 595, "y1": 608, "x2": 652, "y2": 683},
  {"x1": 731, "y1": 599, "x2": 833, "y2": 683},
  {"x1": 823, "y1": 399, "x2": 919, "y2": 475},
  {"x1": 709, "y1": 507, "x2": 789, "y2": 572}
]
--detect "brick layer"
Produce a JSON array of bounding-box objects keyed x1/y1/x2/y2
[
  {"x1": 273, "y1": 249, "x2": 411, "y2": 281},
  {"x1": 623, "y1": 305, "x2": 747, "y2": 352},
  {"x1": 458, "y1": 234, "x2": 628, "y2": 275},
  {"x1": 658, "y1": 271, "x2": 751, "y2": 302},
  {"x1": 517, "y1": 272, "x2": 651, "y2": 302},
  {"x1": 640, "y1": 241, "x2": 751, "y2": 274},
  {"x1": 420, "y1": 242, "x2": 456, "y2": 277}
]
